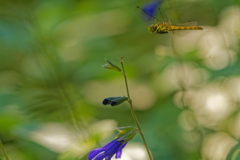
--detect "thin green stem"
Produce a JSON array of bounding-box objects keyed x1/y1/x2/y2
[
  {"x1": 119, "y1": 58, "x2": 153, "y2": 160},
  {"x1": 0, "y1": 138, "x2": 9, "y2": 160}
]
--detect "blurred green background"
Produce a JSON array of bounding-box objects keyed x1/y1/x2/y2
[{"x1": 0, "y1": 0, "x2": 240, "y2": 159}]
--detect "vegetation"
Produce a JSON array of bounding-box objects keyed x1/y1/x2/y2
[{"x1": 0, "y1": 0, "x2": 240, "y2": 159}]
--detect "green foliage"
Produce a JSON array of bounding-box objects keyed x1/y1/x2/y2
[
  {"x1": 102, "y1": 59, "x2": 122, "y2": 72},
  {"x1": 0, "y1": 0, "x2": 239, "y2": 160},
  {"x1": 115, "y1": 126, "x2": 139, "y2": 143}
]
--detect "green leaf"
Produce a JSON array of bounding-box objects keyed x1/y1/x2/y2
[
  {"x1": 115, "y1": 126, "x2": 139, "y2": 143},
  {"x1": 102, "y1": 59, "x2": 121, "y2": 72}
]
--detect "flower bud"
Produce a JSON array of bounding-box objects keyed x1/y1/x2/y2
[
  {"x1": 115, "y1": 126, "x2": 139, "y2": 143},
  {"x1": 102, "y1": 97, "x2": 128, "y2": 106},
  {"x1": 102, "y1": 59, "x2": 121, "y2": 72}
]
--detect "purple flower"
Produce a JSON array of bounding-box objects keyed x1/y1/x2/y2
[
  {"x1": 88, "y1": 139, "x2": 128, "y2": 160},
  {"x1": 142, "y1": 0, "x2": 163, "y2": 21},
  {"x1": 88, "y1": 126, "x2": 138, "y2": 160}
]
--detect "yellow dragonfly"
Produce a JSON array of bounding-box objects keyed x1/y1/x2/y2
[{"x1": 137, "y1": 6, "x2": 203, "y2": 36}]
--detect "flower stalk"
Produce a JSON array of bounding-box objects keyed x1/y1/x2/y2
[
  {"x1": 119, "y1": 56, "x2": 153, "y2": 160},
  {"x1": 0, "y1": 138, "x2": 9, "y2": 160}
]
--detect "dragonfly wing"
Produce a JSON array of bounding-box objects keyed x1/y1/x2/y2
[
  {"x1": 157, "y1": 8, "x2": 170, "y2": 24},
  {"x1": 177, "y1": 21, "x2": 197, "y2": 26},
  {"x1": 173, "y1": 21, "x2": 197, "y2": 36},
  {"x1": 173, "y1": 30, "x2": 191, "y2": 37}
]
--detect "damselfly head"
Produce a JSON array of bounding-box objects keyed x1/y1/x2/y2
[{"x1": 148, "y1": 25, "x2": 156, "y2": 33}]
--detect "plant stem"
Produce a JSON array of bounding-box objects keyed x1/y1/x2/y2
[
  {"x1": 0, "y1": 138, "x2": 9, "y2": 160},
  {"x1": 120, "y1": 58, "x2": 153, "y2": 160}
]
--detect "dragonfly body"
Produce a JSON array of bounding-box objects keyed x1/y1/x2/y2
[
  {"x1": 148, "y1": 23, "x2": 203, "y2": 34},
  {"x1": 137, "y1": 6, "x2": 203, "y2": 36}
]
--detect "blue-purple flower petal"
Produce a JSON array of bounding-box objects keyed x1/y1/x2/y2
[
  {"x1": 94, "y1": 153, "x2": 107, "y2": 160},
  {"x1": 102, "y1": 139, "x2": 118, "y2": 150},
  {"x1": 105, "y1": 155, "x2": 114, "y2": 160},
  {"x1": 104, "y1": 140, "x2": 123, "y2": 155},
  {"x1": 88, "y1": 148, "x2": 105, "y2": 160},
  {"x1": 119, "y1": 142, "x2": 128, "y2": 150},
  {"x1": 88, "y1": 139, "x2": 128, "y2": 160},
  {"x1": 142, "y1": 0, "x2": 163, "y2": 21},
  {"x1": 116, "y1": 150, "x2": 122, "y2": 158},
  {"x1": 115, "y1": 142, "x2": 128, "y2": 158}
]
